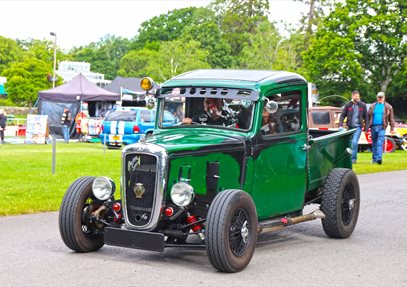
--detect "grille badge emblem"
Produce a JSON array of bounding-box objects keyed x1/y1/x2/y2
[
  {"x1": 134, "y1": 183, "x2": 145, "y2": 199},
  {"x1": 128, "y1": 156, "x2": 141, "y2": 172}
]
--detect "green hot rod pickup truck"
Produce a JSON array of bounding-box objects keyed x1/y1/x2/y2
[{"x1": 59, "y1": 70, "x2": 360, "y2": 272}]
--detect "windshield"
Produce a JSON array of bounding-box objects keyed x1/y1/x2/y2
[
  {"x1": 105, "y1": 110, "x2": 137, "y2": 121},
  {"x1": 158, "y1": 96, "x2": 255, "y2": 130}
]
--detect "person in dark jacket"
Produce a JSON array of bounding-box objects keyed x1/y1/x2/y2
[
  {"x1": 61, "y1": 108, "x2": 72, "y2": 143},
  {"x1": 338, "y1": 91, "x2": 369, "y2": 164},
  {"x1": 0, "y1": 109, "x2": 7, "y2": 144},
  {"x1": 368, "y1": 92, "x2": 396, "y2": 165}
]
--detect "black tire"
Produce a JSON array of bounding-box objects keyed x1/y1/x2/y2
[
  {"x1": 321, "y1": 168, "x2": 360, "y2": 238},
  {"x1": 205, "y1": 189, "x2": 258, "y2": 273},
  {"x1": 59, "y1": 176, "x2": 105, "y2": 252}
]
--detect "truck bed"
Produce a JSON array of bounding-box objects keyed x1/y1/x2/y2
[{"x1": 307, "y1": 129, "x2": 355, "y2": 192}]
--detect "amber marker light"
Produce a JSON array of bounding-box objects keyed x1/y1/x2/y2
[{"x1": 140, "y1": 77, "x2": 154, "y2": 91}]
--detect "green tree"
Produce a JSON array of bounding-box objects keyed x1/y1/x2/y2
[
  {"x1": 303, "y1": 0, "x2": 407, "y2": 101},
  {"x1": 3, "y1": 59, "x2": 52, "y2": 107},
  {"x1": 146, "y1": 40, "x2": 210, "y2": 82},
  {"x1": 211, "y1": 0, "x2": 270, "y2": 57},
  {"x1": 0, "y1": 36, "x2": 24, "y2": 75},
  {"x1": 134, "y1": 7, "x2": 204, "y2": 49},
  {"x1": 238, "y1": 20, "x2": 282, "y2": 69},
  {"x1": 118, "y1": 49, "x2": 158, "y2": 77},
  {"x1": 69, "y1": 35, "x2": 133, "y2": 79},
  {"x1": 294, "y1": 0, "x2": 334, "y2": 46},
  {"x1": 180, "y1": 9, "x2": 235, "y2": 68},
  {"x1": 18, "y1": 39, "x2": 54, "y2": 63}
]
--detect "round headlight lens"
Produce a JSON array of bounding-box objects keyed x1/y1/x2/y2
[
  {"x1": 92, "y1": 177, "x2": 115, "y2": 201},
  {"x1": 170, "y1": 182, "x2": 194, "y2": 207}
]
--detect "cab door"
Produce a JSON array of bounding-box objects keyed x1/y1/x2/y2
[{"x1": 251, "y1": 86, "x2": 308, "y2": 220}]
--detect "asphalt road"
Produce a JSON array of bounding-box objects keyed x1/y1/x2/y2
[{"x1": 1, "y1": 170, "x2": 407, "y2": 286}]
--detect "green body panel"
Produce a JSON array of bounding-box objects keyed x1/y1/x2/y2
[
  {"x1": 250, "y1": 84, "x2": 308, "y2": 219},
  {"x1": 307, "y1": 130, "x2": 354, "y2": 191},
  {"x1": 166, "y1": 153, "x2": 242, "y2": 199},
  {"x1": 252, "y1": 135, "x2": 307, "y2": 218}
]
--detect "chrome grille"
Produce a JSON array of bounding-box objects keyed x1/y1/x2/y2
[
  {"x1": 124, "y1": 153, "x2": 157, "y2": 227},
  {"x1": 121, "y1": 143, "x2": 168, "y2": 231}
]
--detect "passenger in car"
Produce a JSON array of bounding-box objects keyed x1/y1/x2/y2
[{"x1": 261, "y1": 108, "x2": 281, "y2": 135}]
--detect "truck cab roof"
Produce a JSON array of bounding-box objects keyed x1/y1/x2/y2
[{"x1": 162, "y1": 69, "x2": 307, "y2": 97}]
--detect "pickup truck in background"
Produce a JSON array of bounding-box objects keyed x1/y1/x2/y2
[{"x1": 59, "y1": 70, "x2": 360, "y2": 273}]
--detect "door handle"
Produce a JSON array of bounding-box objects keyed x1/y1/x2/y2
[{"x1": 302, "y1": 143, "x2": 311, "y2": 150}]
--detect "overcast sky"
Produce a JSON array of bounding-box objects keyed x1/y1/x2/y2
[{"x1": 1, "y1": 0, "x2": 308, "y2": 51}]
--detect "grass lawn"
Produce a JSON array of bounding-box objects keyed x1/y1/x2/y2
[
  {"x1": 352, "y1": 150, "x2": 407, "y2": 174},
  {"x1": 0, "y1": 141, "x2": 406, "y2": 216},
  {"x1": 0, "y1": 142, "x2": 121, "y2": 216}
]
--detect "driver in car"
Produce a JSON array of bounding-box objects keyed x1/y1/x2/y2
[{"x1": 182, "y1": 98, "x2": 231, "y2": 126}]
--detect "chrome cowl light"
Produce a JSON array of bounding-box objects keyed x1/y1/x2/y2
[
  {"x1": 171, "y1": 182, "x2": 195, "y2": 207},
  {"x1": 92, "y1": 177, "x2": 115, "y2": 201}
]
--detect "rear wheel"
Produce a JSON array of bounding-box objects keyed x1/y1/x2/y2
[
  {"x1": 205, "y1": 189, "x2": 258, "y2": 273},
  {"x1": 321, "y1": 168, "x2": 360, "y2": 238},
  {"x1": 59, "y1": 176, "x2": 105, "y2": 252}
]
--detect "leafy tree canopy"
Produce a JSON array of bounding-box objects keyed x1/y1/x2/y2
[
  {"x1": 146, "y1": 40, "x2": 210, "y2": 82},
  {"x1": 180, "y1": 9, "x2": 235, "y2": 68},
  {"x1": 0, "y1": 36, "x2": 24, "y2": 75},
  {"x1": 211, "y1": 0, "x2": 270, "y2": 57},
  {"x1": 69, "y1": 34, "x2": 134, "y2": 79},
  {"x1": 118, "y1": 49, "x2": 159, "y2": 78},
  {"x1": 3, "y1": 58, "x2": 52, "y2": 107},
  {"x1": 134, "y1": 7, "x2": 208, "y2": 50},
  {"x1": 18, "y1": 39, "x2": 55, "y2": 63},
  {"x1": 238, "y1": 19, "x2": 282, "y2": 69},
  {"x1": 303, "y1": 0, "x2": 407, "y2": 102}
]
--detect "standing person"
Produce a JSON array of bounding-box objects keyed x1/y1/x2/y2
[
  {"x1": 368, "y1": 92, "x2": 396, "y2": 165},
  {"x1": 61, "y1": 108, "x2": 72, "y2": 143},
  {"x1": 339, "y1": 91, "x2": 369, "y2": 164},
  {"x1": 0, "y1": 109, "x2": 7, "y2": 144}
]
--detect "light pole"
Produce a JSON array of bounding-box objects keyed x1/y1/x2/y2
[{"x1": 50, "y1": 32, "x2": 57, "y2": 88}]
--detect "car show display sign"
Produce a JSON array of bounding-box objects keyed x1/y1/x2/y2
[{"x1": 26, "y1": 114, "x2": 49, "y2": 144}]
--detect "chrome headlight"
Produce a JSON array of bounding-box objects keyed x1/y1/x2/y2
[
  {"x1": 170, "y1": 182, "x2": 195, "y2": 207},
  {"x1": 92, "y1": 177, "x2": 115, "y2": 201}
]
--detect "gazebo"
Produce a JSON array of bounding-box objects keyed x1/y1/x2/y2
[{"x1": 38, "y1": 73, "x2": 120, "y2": 136}]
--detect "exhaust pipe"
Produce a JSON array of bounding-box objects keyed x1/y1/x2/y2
[{"x1": 258, "y1": 210, "x2": 325, "y2": 233}]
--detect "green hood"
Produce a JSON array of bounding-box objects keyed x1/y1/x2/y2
[{"x1": 147, "y1": 128, "x2": 246, "y2": 154}]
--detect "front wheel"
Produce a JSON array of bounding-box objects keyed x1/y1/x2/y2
[
  {"x1": 59, "y1": 176, "x2": 105, "y2": 252},
  {"x1": 321, "y1": 168, "x2": 360, "y2": 238},
  {"x1": 205, "y1": 189, "x2": 258, "y2": 273}
]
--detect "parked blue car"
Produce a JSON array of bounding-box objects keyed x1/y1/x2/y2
[{"x1": 100, "y1": 107, "x2": 177, "y2": 148}]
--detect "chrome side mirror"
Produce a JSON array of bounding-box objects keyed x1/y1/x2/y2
[{"x1": 264, "y1": 99, "x2": 278, "y2": 114}]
